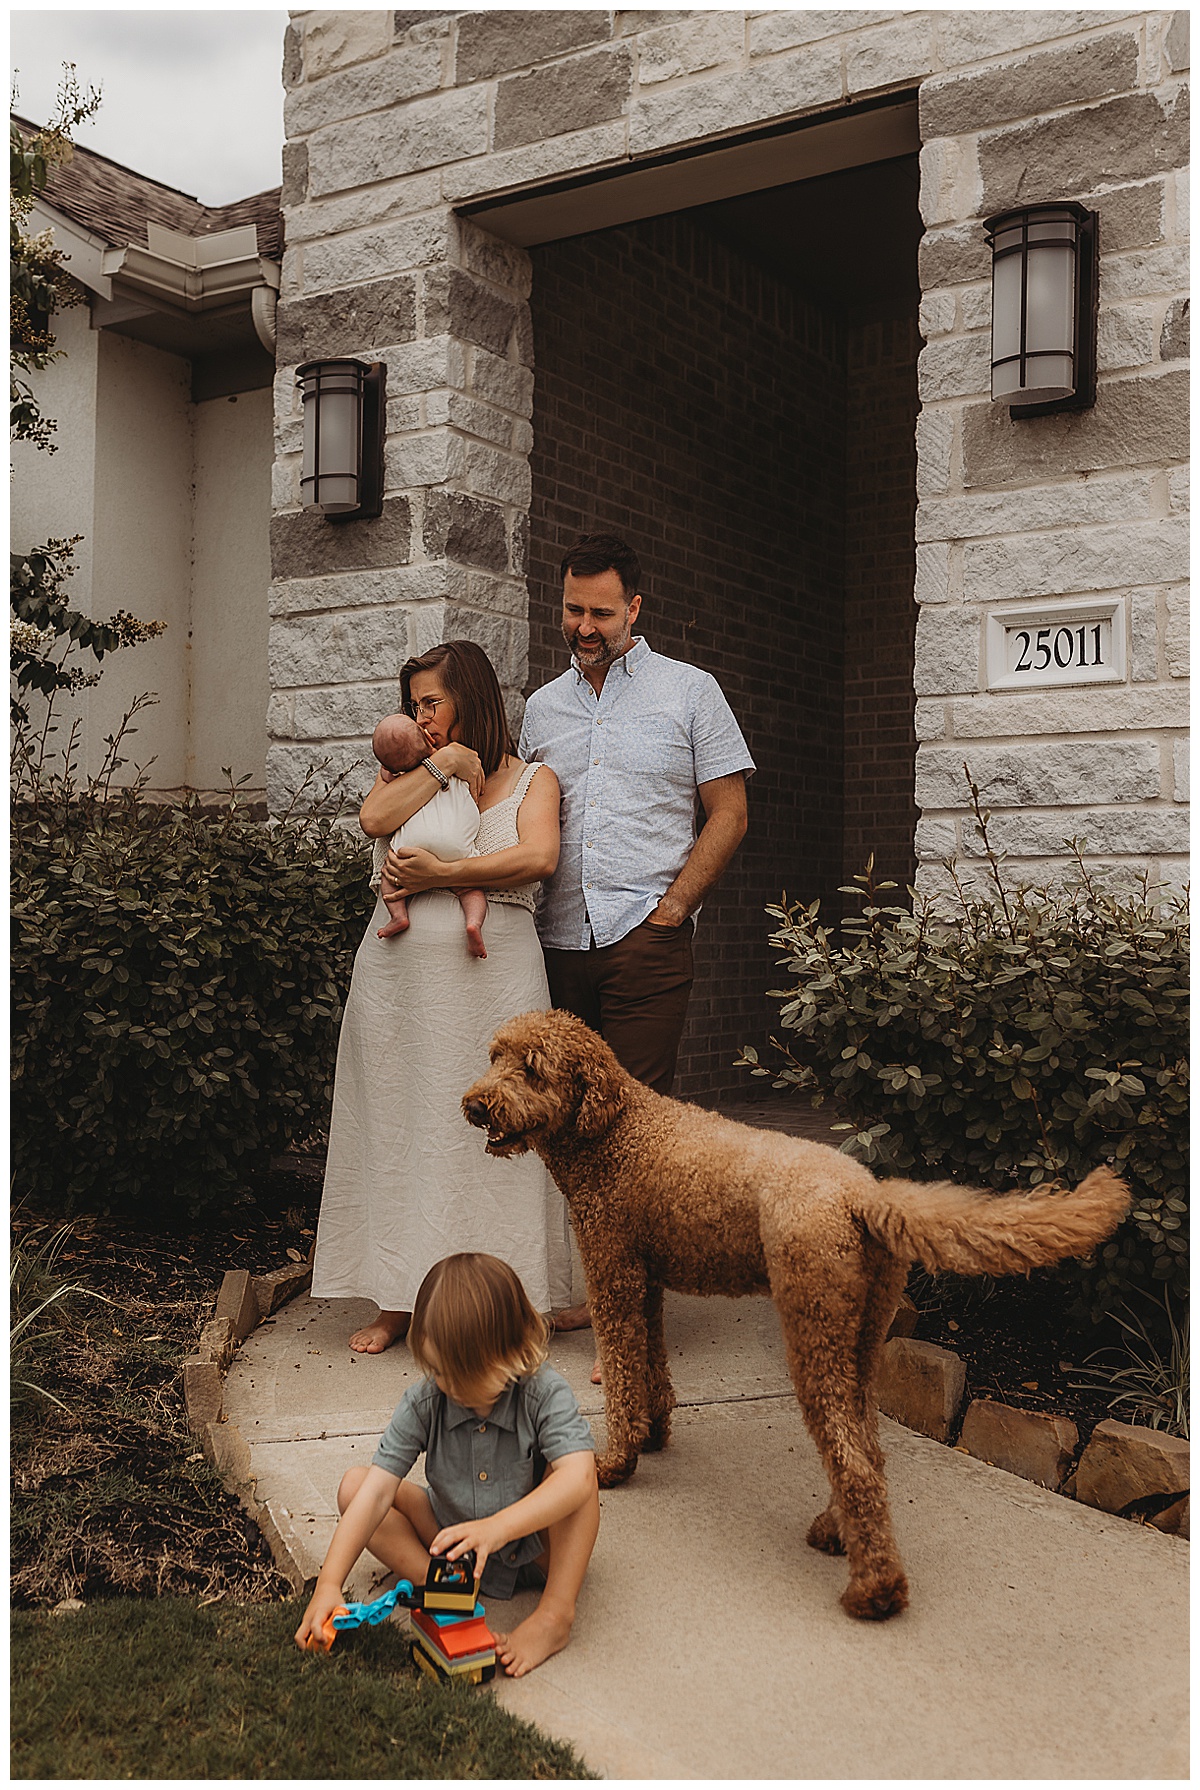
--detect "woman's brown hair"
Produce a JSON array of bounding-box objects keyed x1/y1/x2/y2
[
  {"x1": 399, "y1": 640, "x2": 516, "y2": 777},
  {"x1": 408, "y1": 1253, "x2": 549, "y2": 1401}
]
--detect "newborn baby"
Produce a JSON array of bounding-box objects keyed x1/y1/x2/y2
[{"x1": 370, "y1": 712, "x2": 488, "y2": 958}]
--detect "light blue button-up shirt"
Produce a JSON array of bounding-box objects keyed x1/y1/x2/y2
[{"x1": 519, "y1": 637, "x2": 755, "y2": 950}]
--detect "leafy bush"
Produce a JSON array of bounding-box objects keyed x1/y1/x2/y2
[
  {"x1": 12, "y1": 780, "x2": 370, "y2": 1218},
  {"x1": 740, "y1": 847, "x2": 1188, "y2": 1322}
]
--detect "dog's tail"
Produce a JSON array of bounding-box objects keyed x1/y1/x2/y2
[{"x1": 853, "y1": 1166, "x2": 1130, "y2": 1278}]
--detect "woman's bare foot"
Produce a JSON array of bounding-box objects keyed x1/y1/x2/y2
[
  {"x1": 465, "y1": 920, "x2": 487, "y2": 959},
  {"x1": 550, "y1": 1303, "x2": 592, "y2": 1332},
  {"x1": 590, "y1": 1356, "x2": 602, "y2": 1385},
  {"x1": 493, "y1": 1603, "x2": 574, "y2": 1677},
  {"x1": 349, "y1": 1310, "x2": 410, "y2": 1353}
]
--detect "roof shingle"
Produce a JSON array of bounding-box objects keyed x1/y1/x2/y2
[{"x1": 14, "y1": 117, "x2": 283, "y2": 260}]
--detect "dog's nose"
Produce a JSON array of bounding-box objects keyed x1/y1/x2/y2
[{"x1": 463, "y1": 1098, "x2": 489, "y2": 1128}]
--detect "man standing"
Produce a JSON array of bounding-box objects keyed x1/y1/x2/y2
[{"x1": 520, "y1": 534, "x2": 755, "y2": 1336}]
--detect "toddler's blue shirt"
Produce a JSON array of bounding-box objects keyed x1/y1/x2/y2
[{"x1": 372, "y1": 1363, "x2": 594, "y2": 1598}]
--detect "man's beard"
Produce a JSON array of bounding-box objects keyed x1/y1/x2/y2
[{"x1": 564, "y1": 617, "x2": 632, "y2": 669}]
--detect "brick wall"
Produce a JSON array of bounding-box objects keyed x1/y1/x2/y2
[
  {"x1": 844, "y1": 305, "x2": 921, "y2": 892},
  {"x1": 528, "y1": 210, "x2": 850, "y2": 1102}
]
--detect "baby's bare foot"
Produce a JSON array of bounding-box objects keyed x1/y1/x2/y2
[
  {"x1": 493, "y1": 1605, "x2": 573, "y2": 1678},
  {"x1": 376, "y1": 915, "x2": 410, "y2": 939},
  {"x1": 465, "y1": 921, "x2": 487, "y2": 959},
  {"x1": 590, "y1": 1356, "x2": 602, "y2": 1385},
  {"x1": 349, "y1": 1312, "x2": 410, "y2": 1353}
]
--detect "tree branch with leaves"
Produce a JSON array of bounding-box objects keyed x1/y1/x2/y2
[{"x1": 10, "y1": 65, "x2": 165, "y2": 746}]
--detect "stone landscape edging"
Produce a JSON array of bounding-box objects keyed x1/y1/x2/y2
[
  {"x1": 877, "y1": 1319, "x2": 1189, "y2": 1538},
  {"x1": 182, "y1": 1261, "x2": 317, "y2": 1591},
  {"x1": 184, "y1": 1267, "x2": 1189, "y2": 1595}
]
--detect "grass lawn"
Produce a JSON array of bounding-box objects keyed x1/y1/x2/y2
[
  {"x1": 12, "y1": 1192, "x2": 594, "y2": 1778},
  {"x1": 11, "y1": 1597, "x2": 594, "y2": 1779}
]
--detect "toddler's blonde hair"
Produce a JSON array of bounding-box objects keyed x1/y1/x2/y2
[{"x1": 409, "y1": 1253, "x2": 549, "y2": 1401}]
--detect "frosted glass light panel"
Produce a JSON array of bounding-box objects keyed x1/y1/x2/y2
[
  {"x1": 984, "y1": 204, "x2": 1096, "y2": 410},
  {"x1": 298, "y1": 359, "x2": 364, "y2": 514}
]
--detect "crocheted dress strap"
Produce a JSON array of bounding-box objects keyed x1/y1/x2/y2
[{"x1": 512, "y1": 760, "x2": 542, "y2": 805}]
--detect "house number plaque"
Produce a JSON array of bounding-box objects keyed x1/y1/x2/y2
[{"x1": 985, "y1": 595, "x2": 1125, "y2": 691}]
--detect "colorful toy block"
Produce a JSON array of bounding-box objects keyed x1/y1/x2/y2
[
  {"x1": 410, "y1": 1607, "x2": 497, "y2": 1684},
  {"x1": 304, "y1": 1550, "x2": 494, "y2": 1674},
  {"x1": 419, "y1": 1554, "x2": 480, "y2": 1614}
]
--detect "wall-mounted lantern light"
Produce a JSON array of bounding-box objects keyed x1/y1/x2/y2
[
  {"x1": 984, "y1": 202, "x2": 1098, "y2": 416},
  {"x1": 296, "y1": 357, "x2": 386, "y2": 519}
]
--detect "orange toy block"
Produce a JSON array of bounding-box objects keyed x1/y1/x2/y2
[{"x1": 411, "y1": 1608, "x2": 496, "y2": 1661}]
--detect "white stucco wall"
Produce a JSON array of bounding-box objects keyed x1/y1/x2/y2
[
  {"x1": 12, "y1": 314, "x2": 273, "y2": 791},
  {"x1": 11, "y1": 300, "x2": 99, "y2": 569},
  {"x1": 191, "y1": 388, "x2": 272, "y2": 788},
  {"x1": 91, "y1": 330, "x2": 194, "y2": 787}
]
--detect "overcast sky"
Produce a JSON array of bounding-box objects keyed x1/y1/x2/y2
[{"x1": 10, "y1": 10, "x2": 289, "y2": 205}]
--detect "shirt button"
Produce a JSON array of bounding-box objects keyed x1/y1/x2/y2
[
  {"x1": 477, "y1": 1424, "x2": 486, "y2": 1433},
  {"x1": 586, "y1": 882, "x2": 592, "y2": 889},
  {"x1": 586, "y1": 840, "x2": 593, "y2": 848},
  {"x1": 478, "y1": 1470, "x2": 488, "y2": 1481},
  {"x1": 593, "y1": 759, "x2": 600, "y2": 766}
]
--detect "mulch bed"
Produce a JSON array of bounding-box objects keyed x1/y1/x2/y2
[
  {"x1": 907, "y1": 1266, "x2": 1122, "y2": 1436},
  {"x1": 11, "y1": 1164, "x2": 323, "y2": 1610}
]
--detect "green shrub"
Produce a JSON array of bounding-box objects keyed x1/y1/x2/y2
[
  {"x1": 740, "y1": 852, "x2": 1188, "y2": 1321},
  {"x1": 12, "y1": 784, "x2": 370, "y2": 1218}
]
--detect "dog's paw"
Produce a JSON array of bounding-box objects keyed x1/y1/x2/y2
[
  {"x1": 806, "y1": 1510, "x2": 845, "y2": 1555},
  {"x1": 840, "y1": 1571, "x2": 909, "y2": 1621},
  {"x1": 595, "y1": 1453, "x2": 639, "y2": 1488},
  {"x1": 642, "y1": 1413, "x2": 671, "y2": 1453}
]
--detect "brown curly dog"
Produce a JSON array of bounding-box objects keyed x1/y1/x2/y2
[{"x1": 462, "y1": 1008, "x2": 1130, "y2": 1621}]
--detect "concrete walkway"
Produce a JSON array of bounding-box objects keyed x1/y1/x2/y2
[{"x1": 225, "y1": 1104, "x2": 1188, "y2": 1779}]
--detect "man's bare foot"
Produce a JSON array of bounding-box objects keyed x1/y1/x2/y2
[
  {"x1": 590, "y1": 1356, "x2": 602, "y2": 1385},
  {"x1": 349, "y1": 1311, "x2": 411, "y2": 1353},
  {"x1": 465, "y1": 921, "x2": 487, "y2": 959},
  {"x1": 493, "y1": 1604, "x2": 573, "y2": 1677},
  {"x1": 551, "y1": 1303, "x2": 592, "y2": 1332}
]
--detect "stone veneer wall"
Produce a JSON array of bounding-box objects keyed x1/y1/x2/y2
[
  {"x1": 526, "y1": 211, "x2": 846, "y2": 1101},
  {"x1": 271, "y1": 8, "x2": 1189, "y2": 896},
  {"x1": 912, "y1": 9, "x2": 1189, "y2": 897}
]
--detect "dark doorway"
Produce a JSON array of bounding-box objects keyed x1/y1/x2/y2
[{"x1": 527, "y1": 154, "x2": 921, "y2": 1104}]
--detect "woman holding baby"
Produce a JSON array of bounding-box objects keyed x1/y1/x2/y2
[{"x1": 311, "y1": 640, "x2": 574, "y2": 1353}]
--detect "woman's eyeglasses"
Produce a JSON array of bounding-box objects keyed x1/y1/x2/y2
[{"x1": 405, "y1": 697, "x2": 447, "y2": 721}]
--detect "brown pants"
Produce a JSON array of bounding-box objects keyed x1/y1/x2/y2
[{"x1": 543, "y1": 918, "x2": 694, "y2": 1095}]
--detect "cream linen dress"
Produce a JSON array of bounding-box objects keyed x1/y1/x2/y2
[{"x1": 312, "y1": 763, "x2": 572, "y2": 1313}]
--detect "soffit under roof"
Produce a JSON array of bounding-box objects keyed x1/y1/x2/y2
[
  {"x1": 693, "y1": 154, "x2": 923, "y2": 309},
  {"x1": 15, "y1": 117, "x2": 280, "y2": 392}
]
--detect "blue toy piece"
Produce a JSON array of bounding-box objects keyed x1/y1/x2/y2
[{"x1": 332, "y1": 1582, "x2": 414, "y2": 1631}]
